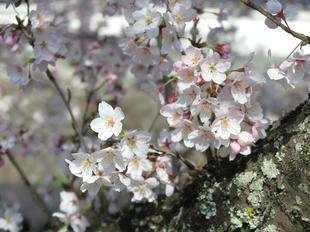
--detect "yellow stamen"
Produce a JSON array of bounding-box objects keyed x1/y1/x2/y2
[
  {"x1": 145, "y1": 16, "x2": 153, "y2": 25},
  {"x1": 208, "y1": 64, "x2": 217, "y2": 73},
  {"x1": 175, "y1": 15, "x2": 184, "y2": 23},
  {"x1": 40, "y1": 41, "x2": 48, "y2": 49},
  {"x1": 106, "y1": 118, "x2": 114, "y2": 127}
]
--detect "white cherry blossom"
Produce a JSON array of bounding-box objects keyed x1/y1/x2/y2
[
  {"x1": 182, "y1": 46, "x2": 203, "y2": 67},
  {"x1": 211, "y1": 113, "x2": 242, "y2": 140},
  {"x1": 6, "y1": 63, "x2": 29, "y2": 87},
  {"x1": 191, "y1": 97, "x2": 217, "y2": 123},
  {"x1": 120, "y1": 130, "x2": 151, "y2": 159},
  {"x1": 90, "y1": 100, "x2": 125, "y2": 141},
  {"x1": 53, "y1": 191, "x2": 89, "y2": 232},
  {"x1": 266, "y1": 0, "x2": 282, "y2": 15},
  {"x1": 127, "y1": 155, "x2": 152, "y2": 178},
  {"x1": 129, "y1": 177, "x2": 159, "y2": 202},
  {"x1": 200, "y1": 52, "x2": 231, "y2": 84},
  {"x1": 170, "y1": 2, "x2": 196, "y2": 29},
  {"x1": 228, "y1": 72, "x2": 253, "y2": 104},
  {"x1": 59, "y1": 191, "x2": 80, "y2": 215},
  {"x1": 0, "y1": 205, "x2": 23, "y2": 232},
  {"x1": 29, "y1": 5, "x2": 54, "y2": 29},
  {"x1": 188, "y1": 125, "x2": 219, "y2": 151},
  {"x1": 170, "y1": 119, "x2": 194, "y2": 148},
  {"x1": 96, "y1": 147, "x2": 125, "y2": 173},
  {"x1": 130, "y1": 7, "x2": 161, "y2": 38},
  {"x1": 66, "y1": 152, "x2": 101, "y2": 182},
  {"x1": 160, "y1": 103, "x2": 184, "y2": 127},
  {"x1": 177, "y1": 84, "x2": 200, "y2": 107}
]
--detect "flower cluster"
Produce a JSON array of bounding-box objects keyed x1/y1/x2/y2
[
  {"x1": 53, "y1": 191, "x2": 89, "y2": 232},
  {"x1": 160, "y1": 46, "x2": 269, "y2": 160},
  {"x1": 268, "y1": 50, "x2": 310, "y2": 87},
  {"x1": 72, "y1": 38, "x2": 129, "y2": 84},
  {"x1": 66, "y1": 101, "x2": 176, "y2": 202},
  {"x1": 264, "y1": 0, "x2": 298, "y2": 29},
  {"x1": 29, "y1": 4, "x2": 67, "y2": 71},
  {"x1": 120, "y1": 0, "x2": 198, "y2": 82},
  {"x1": 0, "y1": 28, "x2": 23, "y2": 52},
  {"x1": 3, "y1": 4, "x2": 67, "y2": 88}
]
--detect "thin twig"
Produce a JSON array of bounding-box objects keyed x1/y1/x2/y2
[
  {"x1": 148, "y1": 113, "x2": 160, "y2": 132},
  {"x1": 240, "y1": 0, "x2": 310, "y2": 45},
  {"x1": 6, "y1": 151, "x2": 51, "y2": 216},
  {"x1": 81, "y1": 80, "x2": 106, "y2": 133},
  {"x1": 149, "y1": 144, "x2": 209, "y2": 176},
  {"x1": 282, "y1": 41, "x2": 302, "y2": 62},
  {"x1": 46, "y1": 69, "x2": 89, "y2": 152}
]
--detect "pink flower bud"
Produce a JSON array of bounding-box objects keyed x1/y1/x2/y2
[
  {"x1": 193, "y1": 16, "x2": 200, "y2": 24},
  {"x1": 173, "y1": 61, "x2": 184, "y2": 72},
  {"x1": 167, "y1": 94, "x2": 177, "y2": 104},
  {"x1": 237, "y1": 131, "x2": 254, "y2": 146},
  {"x1": 195, "y1": 75, "x2": 204, "y2": 85},
  {"x1": 107, "y1": 73, "x2": 118, "y2": 85},
  {"x1": 251, "y1": 126, "x2": 259, "y2": 139},
  {"x1": 215, "y1": 43, "x2": 230, "y2": 59},
  {"x1": 230, "y1": 141, "x2": 241, "y2": 154},
  {"x1": 182, "y1": 111, "x2": 191, "y2": 120}
]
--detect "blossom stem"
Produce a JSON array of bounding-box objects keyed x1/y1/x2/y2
[
  {"x1": 81, "y1": 80, "x2": 106, "y2": 134},
  {"x1": 240, "y1": 0, "x2": 310, "y2": 45},
  {"x1": 6, "y1": 151, "x2": 51, "y2": 216},
  {"x1": 149, "y1": 145, "x2": 209, "y2": 176},
  {"x1": 148, "y1": 113, "x2": 160, "y2": 132},
  {"x1": 283, "y1": 41, "x2": 302, "y2": 62},
  {"x1": 46, "y1": 68, "x2": 89, "y2": 153}
]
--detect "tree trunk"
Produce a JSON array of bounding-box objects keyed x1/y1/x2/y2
[{"x1": 105, "y1": 97, "x2": 310, "y2": 232}]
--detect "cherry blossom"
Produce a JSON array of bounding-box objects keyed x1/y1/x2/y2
[
  {"x1": 200, "y1": 52, "x2": 231, "y2": 84},
  {"x1": 120, "y1": 130, "x2": 151, "y2": 159},
  {"x1": 66, "y1": 152, "x2": 102, "y2": 182},
  {"x1": 53, "y1": 191, "x2": 90, "y2": 232},
  {"x1": 266, "y1": 0, "x2": 282, "y2": 15},
  {"x1": 229, "y1": 131, "x2": 255, "y2": 161},
  {"x1": 0, "y1": 205, "x2": 23, "y2": 232},
  {"x1": 182, "y1": 46, "x2": 203, "y2": 67},
  {"x1": 1, "y1": 0, "x2": 308, "y2": 228},
  {"x1": 188, "y1": 124, "x2": 219, "y2": 151},
  {"x1": 90, "y1": 101, "x2": 125, "y2": 141},
  {"x1": 128, "y1": 177, "x2": 159, "y2": 202},
  {"x1": 6, "y1": 63, "x2": 30, "y2": 87},
  {"x1": 127, "y1": 155, "x2": 153, "y2": 178},
  {"x1": 129, "y1": 7, "x2": 162, "y2": 39}
]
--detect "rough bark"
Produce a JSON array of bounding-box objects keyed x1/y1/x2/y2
[{"x1": 101, "y1": 96, "x2": 310, "y2": 232}]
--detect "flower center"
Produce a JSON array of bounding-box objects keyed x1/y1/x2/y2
[
  {"x1": 106, "y1": 152, "x2": 114, "y2": 161},
  {"x1": 106, "y1": 118, "x2": 115, "y2": 127},
  {"x1": 222, "y1": 117, "x2": 230, "y2": 127},
  {"x1": 191, "y1": 56, "x2": 199, "y2": 65},
  {"x1": 127, "y1": 137, "x2": 137, "y2": 148},
  {"x1": 145, "y1": 16, "x2": 153, "y2": 25},
  {"x1": 36, "y1": 14, "x2": 44, "y2": 22},
  {"x1": 40, "y1": 41, "x2": 48, "y2": 49},
  {"x1": 208, "y1": 64, "x2": 217, "y2": 73},
  {"x1": 175, "y1": 15, "x2": 184, "y2": 23},
  {"x1": 82, "y1": 159, "x2": 91, "y2": 169}
]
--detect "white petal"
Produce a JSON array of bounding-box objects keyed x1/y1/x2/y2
[
  {"x1": 267, "y1": 68, "x2": 285, "y2": 80},
  {"x1": 90, "y1": 118, "x2": 106, "y2": 133},
  {"x1": 98, "y1": 101, "x2": 114, "y2": 118}
]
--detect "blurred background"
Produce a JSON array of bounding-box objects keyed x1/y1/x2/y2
[{"x1": 0, "y1": 0, "x2": 309, "y2": 230}]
